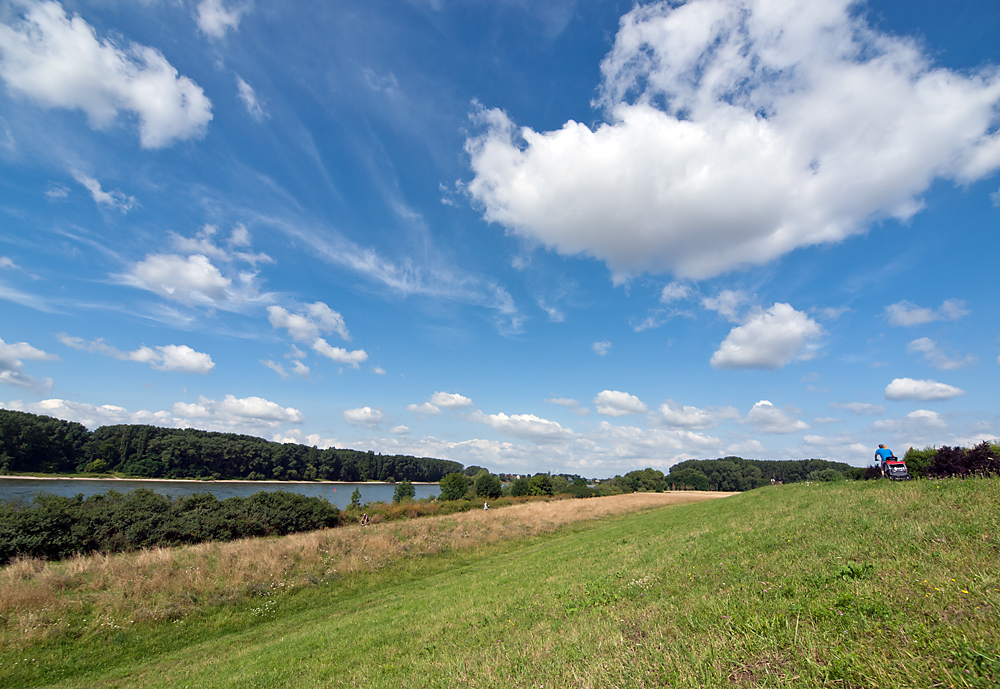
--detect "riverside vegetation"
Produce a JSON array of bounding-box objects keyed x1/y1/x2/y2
[{"x1": 2, "y1": 478, "x2": 998, "y2": 688}]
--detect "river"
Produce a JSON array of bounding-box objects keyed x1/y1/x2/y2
[{"x1": 0, "y1": 477, "x2": 438, "y2": 510}]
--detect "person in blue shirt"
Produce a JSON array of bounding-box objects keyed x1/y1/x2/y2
[{"x1": 875, "y1": 444, "x2": 894, "y2": 476}]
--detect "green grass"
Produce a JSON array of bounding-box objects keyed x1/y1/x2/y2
[{"x1": 4, "y1": 478, "x2": 999, "y2": 687}]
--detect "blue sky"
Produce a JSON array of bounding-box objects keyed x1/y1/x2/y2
[{"x1": 1, "y1": 0, "x2": 998, "y2": 477}]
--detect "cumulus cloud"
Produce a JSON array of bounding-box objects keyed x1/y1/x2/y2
[
  {"x1": 0, "y1": 0, "x2": 212, "y2": 148},
  {"x1": 71, "y1": 172, "x2": 137, "y2": 213},
  {"x1": 195, "y1": 0, "x2": 249, "y2": 38},
  {"x1": 657, "y1": 400, "x2": 739, "y2": 430},
  {"x1": 406, "y1": 402, "x2": 441, "y2": 417},
  {"x1": 343, "y1": 406, "x2": 383, "y2": 428},
  {"x1": 711, "y1": 303, "x2": 823, "y2": 369},
  {"x1": 702, "y1": 290, "x2": 751, "y2": 322},
  {"x1": 472, "y1": 410, "x2": 574, "y2": 444},
  {"x1": 0, "y1": 337, "x2": 57, "y2": 390},
  {"x1": 311, "y1": 338, "x2": 368, "y2": 368},
  {"x1": 59, "y1": 335, "x2": 214, "y2": 374},
  {"x1": 122, "y1": 228, "x2": 274, "y2": 311},
  {"x1": 747, "y1": 400, "x2": 808, "y2": 434},
  {"x1": 660, "y1": 282, "x2": 690, "y2": 303},
  {"x1": 884, "y1": 378, "x2": 965, "y2": 401},
  {"x1": 127, "y1": 254, "x2": 231, "y2": 303},
  {"x1": 174, "y1": 394, "x2": 303, "y2": 426},
  {"x1": 593, "y1": 390, "x2": 647, "y2": 417},
  {"x1": 872, "y1": 409, "x2": 949, "y2": 436},
  {"x1": 884, "y1": 299, "x2": 969, "y2": 327},
  {"x1": 4, "y1": 393, "x2": 301, "y2": 433},
  {"x1": 465, "y1": 0, "x2": 1000, "y2": 280},
  {"x1": 268, "y1": 302, "x2": 350, "y2": 342},
  {"x1": 592, "y1": 421, "x2": 721, "y2": 462},
  {"x1": 546, "y1": 397, "x2": 590, "y2": 416},
  {"x1": 906, "y1": 337, "x2": 976, "y2": 370},
  {"x1": 429, "y1": 391, "x2": 474, "y2": 409}
]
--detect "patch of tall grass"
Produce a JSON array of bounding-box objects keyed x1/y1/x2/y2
[{"x1": 0, "y1": 491, "x2": 722, "y2": 651}]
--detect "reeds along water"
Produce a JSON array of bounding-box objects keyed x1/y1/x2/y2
[{"x1": 0, "y1": 492, "x2": 728, "y2": 646}]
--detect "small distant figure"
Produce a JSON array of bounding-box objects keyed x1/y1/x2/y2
[
  {"x1": 360, "y1": 513, "x2": 370, "y2": 527},
  {"x1": 875, "y1": 444, "x2": 894, "y2": 476},
  {"x1": 778, "y1": 479, "x2": 783, "y2": 485},
  {"x1": 770, "y1": 477, "x2": 775, "y2": 486},
  {"x1": 483, "y1": 502, "x2": 490, "y2": 510}
]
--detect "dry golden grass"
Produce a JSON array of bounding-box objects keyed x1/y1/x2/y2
[{"x1": 0, "y1": 491, "x2": 731, "y2": 648}]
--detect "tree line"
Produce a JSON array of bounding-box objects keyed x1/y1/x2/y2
[
  {"x1": 0, "y1": 489, "x2": 339, "y2": 565},
  {"x1": 0, "y1": 409, "x2": 462, "y2": 482}
]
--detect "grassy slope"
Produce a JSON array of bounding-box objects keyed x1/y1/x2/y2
[{"x1": 5, "y1": 479, "x2": 1000, "y2": 688}]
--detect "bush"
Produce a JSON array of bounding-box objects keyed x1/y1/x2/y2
[
  {"x1": 0, "y1": 489, "x2": 339, "y2": 565},
  {"x1": 928, "y1": 442, "x2": 1000, "y2": 478}
]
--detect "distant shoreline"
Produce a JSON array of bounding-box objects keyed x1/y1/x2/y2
[{"x1": 0, "y1": 475, "x2": 438, "y2": 485}]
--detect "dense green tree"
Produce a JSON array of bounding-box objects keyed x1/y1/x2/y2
[
  {"x1": 668, "y1": 468, "x2": 709, "y2": 491},
  {"x1": 474, "y1": 472, "x2": 502, "y2": 499},
  {"x1": 528, "y1": 473, "x2": 554, "y2": 496},
  {"x1": 506, "y1": 476, "x2": 530, "y2": 497},
  {"x1": 393, "y1": 480, "x2": 415, "y2": 503},
  {"x1": 439, "y1": 472, "x2": 470, "y2": 501}
]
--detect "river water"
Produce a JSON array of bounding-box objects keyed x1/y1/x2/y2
[{"x1": 0, "y1": 478, "x2": 438, "y2": 510}]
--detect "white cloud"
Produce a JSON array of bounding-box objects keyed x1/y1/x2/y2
[
  {"x1": 0, "y1": 257, "x2": 14, "y2": 269},
  {"x1": 747, "y1": 400, "x2": 808, "y2": 434},
  {"x1": 71, "y1": 172, "x2": 136, "y2": 213},
  {"x1": 127, "y1": 254, "x2": 230, "y2": 303},
  {"x1": 372, "y1": 366, "x2": 386, "y2": 375},
  {"x1": 711, "y1": 303, "x2": 823, "y2": 369},
  {"x1": 429, "y1": 391, "x2": 474, "y2": 409},
  {"x1": 660, "y1": 281, "x2": 690, "y2": 303},
  {"x1": 0, "y1": 337, "x2": 57, "y2": 390},
  {"x1": 872, "y1": 409, "x2": 949, "y2": 436},
  {"x1": 311, "y1": 338, "x2": 368, "y2": 368},
  {"x1": 268, "y1": 302, "x2": 350, "y2": 342},
  {"x1": 236, "y1": 74, "x2": 266, "y2": 121},
  {"x1": 343, "y1": 406, "x2": 383, "y2": 428},
  {"x1": 196, "y1": 0, "x2": 248, "y2": 38},
  {"x1": 472, "y1": 410, "x2": 574, "y2": 444},
  {"x1": 4, "y1": 393, "x2": 301, "y2": 433},
  {"x1": 391, "y1": 425, "x2": 410, "y2": 436},
  {"x1": 121, "y1": 227, "x2": 273, "y2": 311},
  {"x1": 465, "y1": 0, "x2": 1000, "y2": 280},
  {"x1": 0, "y1": 0, "x2": 212, "y2": 148},
  {"x1": 831, "y1": 401, "x2": 885, "y2": 416},
  {"x1": 593, "y1": 421, "x2": 721, "y2": 463},
  {"x1": 906, "y1": 337, "x2": 976, "y2": 370},
  {"x1": 701, "y1": 289, "x2": 750, "y2": 322},
  {"x1": 173, "y1": 394, "x2": 303, "y2": 428},
  {"x1": 884, "y1": 299, "x2": 969, "y2": 327},
  {"x1": 406, "y1": 402, "x2": 441, "y2": 417},
  {"x1": 657, "y1": 399, "x2": 739, "y2": 430},
  {"x1": 592, "y1": 340, "x2": 612, "y2": 355},
  {"x1": 593, "y1": 390, "x2": 647, "y2": 417},
  {"x1": 60, "y1": 335, "x2": 214, "y2": 374},
  {"x1": 169, "y1": 225, "x2": 271, "y2": 267},
  {"x1": 884, "y1": 377, "x2": 965, "y2": 402}
]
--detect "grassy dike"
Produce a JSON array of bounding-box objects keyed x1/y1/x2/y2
[{"x1": 3, "y1": 479, "x2": 999, "y2": 688}]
